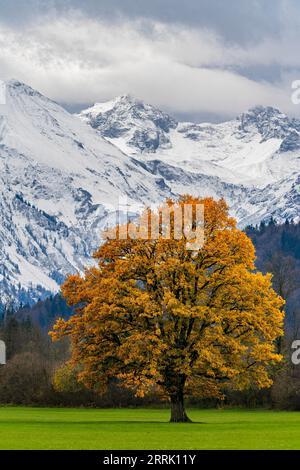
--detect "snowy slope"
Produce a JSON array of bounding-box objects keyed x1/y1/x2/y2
[{"x1": 78, "y1": 98, "x2": 300, "y2": 188}]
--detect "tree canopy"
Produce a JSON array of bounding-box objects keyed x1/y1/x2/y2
[{"x1": 51, "y1": 196, "x2": 284, "y2": 422}]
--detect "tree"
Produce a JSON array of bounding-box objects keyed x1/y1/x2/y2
[
  {"x1": 265, "y1": 252, "x2": 299, "y2": 353},
  {"x1": 50, "y1": 196, "x2": 284, "y2": 422},
  {"x1": 265, "y1": 252, "x2": 299, "y2": 302},
  {"x1": 0, "y1": 352, "x2": 52, "y2": 404},
  {"x1": 53, "y1": 363, "x2": 84, "y2": 394}
]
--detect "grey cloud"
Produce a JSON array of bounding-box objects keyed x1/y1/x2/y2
[
  {"x1": 0, "y1": 0, "x2": 300, "y2": 120},
  {"x1": 0, "y1": 0, "x2": 287, "y2": 43}
]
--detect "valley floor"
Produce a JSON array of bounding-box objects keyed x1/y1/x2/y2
[{"x1": 0, "y1": 407, "x2": 299, "y2": 450}]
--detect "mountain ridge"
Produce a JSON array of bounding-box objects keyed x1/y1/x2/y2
[
  {"x1": 78, "y1": 96, "x2": 300, "y2": 187},
  {"x1": 1, "y1": 80, "x2": 300, "y2": 305}
]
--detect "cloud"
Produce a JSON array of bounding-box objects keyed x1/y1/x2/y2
[
  {"x1": 0, "y1": 10, "x2": 299, "y2": 118},
  {"x1": 0, "y1": 0, "x2": 282, "y2": 42}
]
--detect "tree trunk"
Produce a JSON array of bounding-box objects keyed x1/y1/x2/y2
[{"x1": 169, "y1": 390, "x2": 192, "y2": 423}]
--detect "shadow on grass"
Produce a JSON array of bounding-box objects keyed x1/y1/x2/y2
[{"x1": 0, "y1": 420, "x2": 208, "y2": 425}]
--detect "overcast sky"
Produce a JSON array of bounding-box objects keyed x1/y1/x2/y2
[{"x1": 1, "y1": 0, "x2": 300, "y2": 121}]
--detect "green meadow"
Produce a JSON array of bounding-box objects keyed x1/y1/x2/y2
[{"x1": 0, "y1": 407, "x2": 299, "y2": 450}]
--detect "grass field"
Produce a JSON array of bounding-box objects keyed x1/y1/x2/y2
[{"x1": 0, "y1": 407, "x2": 300, "y2": 450}]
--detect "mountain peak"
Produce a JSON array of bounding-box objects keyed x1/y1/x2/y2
[
  {"x1": 238, "y1": 105, "x2": 297, "y2": 142},
  {"x1": 80, "y1": 93, "x2": 141, "y2": 118},
  {"x1": 3, "y1": 79, "x2": 61, "y2": 112},
  {"x1": 241, "y1": 105, "x2": 287, "y2": 120},
  {"x1": 6, "y1": 78, "x2": 27, "y2": 87},
  {"x1": 78, "y1": 95, "x2": 178, "y2": 153},
  {"x1": 5, "y1": 79, "x2": 43, "y2": 97},
  {"x1": 115, "y1": 93, "x2": 137, "y2": 102}
]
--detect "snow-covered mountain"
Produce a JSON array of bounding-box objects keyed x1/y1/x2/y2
[
  {"x1": 79, "y1": 96, "x2": 300, "y2": 223},
  {"x1": 79, "y1": 97, "x2": 300, "y2": 187},
  {"x1": 0, "y1": 81, "x2": 177, "y2": 306},
  {"x1": 1, "y1": 81, "x2": 300, "y2": 305}
]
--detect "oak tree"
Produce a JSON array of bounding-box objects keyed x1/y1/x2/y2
[{"x1": 51, "y1": 197, "x2": 284, "y2": 422}]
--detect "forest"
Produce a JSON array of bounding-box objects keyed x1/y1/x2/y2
[{"x1": 1, "y1": 218, "x2": 300, "y2": 409}]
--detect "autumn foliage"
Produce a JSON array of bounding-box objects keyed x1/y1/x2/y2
[{"x1": 50, "y1": 196, "x2": 284, "y2": 422}]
